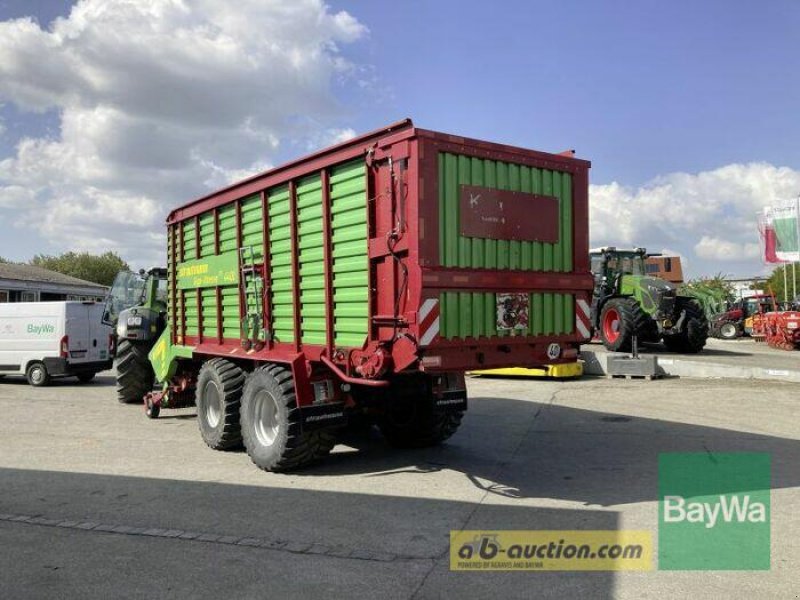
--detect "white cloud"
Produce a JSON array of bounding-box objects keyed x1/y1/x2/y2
[
  {"x1": 0, "y1": 184, "x2": 34, "y2": 209},
  {"x1": 590, "y1": 163, "x2": 800, "y2": 277},
  {"x1": 694, "y1": 236, "x2": 760, "y2": 262},
  {"x1": 0, "y1": 0, "x2": 367, "y2": 266}
]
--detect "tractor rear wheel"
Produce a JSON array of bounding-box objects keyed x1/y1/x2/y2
[
  {"x1": 599, "y1": 298, "x2": 649, "y2": 352},
  {"x1": 240, "y1": 365, "x2": 337, "y2": 472},
  {"x1": 115, "y1": 340, "x2": 155, "y2": 404},
  {"x1": 663, "y1": 300, "x2": 708, "y2": 354},
  {"x1": 196, "y1": 358, "x2": 245, "y2": 450}
]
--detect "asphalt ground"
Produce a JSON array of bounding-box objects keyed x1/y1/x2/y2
[{"x1": 0, "y1": 371, "x2": 797, "y2": 599}]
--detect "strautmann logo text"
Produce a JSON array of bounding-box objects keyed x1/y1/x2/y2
[{"x1": 658, "y1": 452, "x2": 771, "y2": 570}]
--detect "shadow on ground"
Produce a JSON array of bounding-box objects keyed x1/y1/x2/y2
[
  {"x1": 0, "y1": 374, "x2": 117, "y2": 387},
  {"x1": 0, "y1": 466, "x2": 619, "y2": 599},
  {"x1": 297, "y1": 397, "x2": 799, "y2": 506}
]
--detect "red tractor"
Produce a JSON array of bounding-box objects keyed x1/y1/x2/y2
[{"x1": 709, "y1": 294, "x2": 777, "y2": 339}]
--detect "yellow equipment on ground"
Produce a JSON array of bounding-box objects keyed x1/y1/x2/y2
[{"x1": 470, "y1": 361, "x2": 583, "y2": 379}]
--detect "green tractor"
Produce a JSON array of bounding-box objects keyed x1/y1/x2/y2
[
  {"x1": 589, "y1": 247, "x2": 708, "y2": 353},
  {"x1": 102, "y1": 268, "x2": 169, "y2": 403}
]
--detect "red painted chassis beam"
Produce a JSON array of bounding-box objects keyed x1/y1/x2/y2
[{"x1": 421, "y1": 268, "x2": 593, "y2": 293}]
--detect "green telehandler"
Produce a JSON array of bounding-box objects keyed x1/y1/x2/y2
[
  {"x1": 102, "y1": 268, "x2": 169, "y2": 403},
  {"x1": 589, "y1": 247, "x2": 708, "y2": 353}
]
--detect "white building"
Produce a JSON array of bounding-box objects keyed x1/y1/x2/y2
[{"x1": 0, "y1": 263, "x2": 107, "y2": 303}]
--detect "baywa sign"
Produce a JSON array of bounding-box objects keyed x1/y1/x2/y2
[{"x1": 658, "y1": 453, "x2": 771, "y2": 570}]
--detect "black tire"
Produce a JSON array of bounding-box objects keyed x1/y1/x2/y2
[
  {"x1": 663, "y1": 299, "x2": 708, "y2": 354},
  {"x1": 598, "y1": 297, "x2": 650, "y2": 353},
  {"x1": 145, "y1": 395, "x2": 160, "y2": 419},
  {"x1": 115, "y1": 339, "x2": 155, "y2": 404},
  {"x1": 76, "y1": 372, "x2": 96, "y2": 384},
  {"x1": 718, "y1": 321, "x2": 739, "y2": 340},
  {"x1": 377, "y1": 376, "x2": 464, "y2": 448},
  {"x1": 26, "y1": 362, "x2": 50, "y2": 387},
  {"x1": 378, "y1": 398, "x2": 464, "y2": 448},
  {"x1": 195, "y1": 358, "x2": 245, "y2": 450},
  {"x1": 240, "y1": 365, "x2": 337, "y2": 472}
]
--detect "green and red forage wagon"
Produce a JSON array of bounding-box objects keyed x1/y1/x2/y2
[{"x1": 144, "y1": 119, "x2": 593, "y2": 471}]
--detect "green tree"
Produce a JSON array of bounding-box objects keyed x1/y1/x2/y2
[
  {"x1": 763, "y1": 264, "x2": 800, "y2": 303},
  {"x1": 0, "y1": 257, "x2": 9, "y2": 263},
  {"x1": 31, "y1": 251, "x2": 130, "y2": 287}
]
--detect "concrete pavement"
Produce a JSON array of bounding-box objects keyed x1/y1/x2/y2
[
  {"x1": 0, "y1": 371, "x2": 797, "y2": 598},
  {"x1": 582, "y1": 337, "x2": 800, "y2": 382}
]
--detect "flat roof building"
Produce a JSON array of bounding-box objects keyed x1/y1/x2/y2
[
  {"x1": 0, "y1": 263, "x2": 107, "y2": 303},
  {"x1": 645, "y1": 255, "x2": 684, "y2": 284}
]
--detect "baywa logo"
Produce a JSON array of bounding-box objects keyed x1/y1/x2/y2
[
  {"x1": 663, "y1": 493, "x2": 767, "y2": 529},
  {"x1": 658, "y1": 453, "x2": 771, "y2": 570},
  {"x1": 27, "y1": 323, "x2": 55, "y2": 335}
]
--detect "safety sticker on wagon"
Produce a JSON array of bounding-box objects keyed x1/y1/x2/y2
[{"x1": 496, "y1": 293, "x2": 529, "y2": 331}]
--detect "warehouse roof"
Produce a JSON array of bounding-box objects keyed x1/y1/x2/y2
[{"x1": 0, "y1": 262, "x2": 107, "y2": 290}]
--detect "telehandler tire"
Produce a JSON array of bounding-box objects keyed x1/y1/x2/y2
[{"x1": 115, "y1": 339, "x2": 155, "y2": 404}]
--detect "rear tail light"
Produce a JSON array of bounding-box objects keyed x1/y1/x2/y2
[{"x1": 60, "y1": 335, "x2": 69, "y2": 358}]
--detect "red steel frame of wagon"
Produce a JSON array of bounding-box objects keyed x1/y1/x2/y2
[{"x1": 151, "y1": 118, "x2": 593, "y2": 470}]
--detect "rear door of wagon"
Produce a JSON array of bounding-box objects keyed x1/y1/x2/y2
[{"x1": 414, "y1": 132, "x2": 592, "y2": 362}]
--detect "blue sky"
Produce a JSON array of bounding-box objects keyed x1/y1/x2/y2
[
  {"x1": 334, "y1": 0, "x2": 800, "y2": 183},
  {"x1": 0, "y1": 0, "x2": 799, "y2": 277}
]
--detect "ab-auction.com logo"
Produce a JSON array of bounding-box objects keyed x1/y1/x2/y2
[{"x1": 658, "y1": 452, "x2": 771, "y2": 570}]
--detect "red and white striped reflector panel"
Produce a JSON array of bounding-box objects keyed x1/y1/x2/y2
[
  {"x1": 418, "y1": 298, "x2": 440, "y2": 346},
  {"x1": 576, "y1": 297, "x2": 592, "y2": 340}
]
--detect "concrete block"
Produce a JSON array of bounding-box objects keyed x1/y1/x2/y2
[{"x1": 606, "y1": 353, "x2": 660, "y2": 378}]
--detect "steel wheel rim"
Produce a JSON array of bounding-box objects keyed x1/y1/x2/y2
[
  {"x1": 720, "y1": 323, "x2": 736, "y2": 338},
  {"x1": 254, "y1": 390, "x2": 280, "y2": 447},
  {"x1": 603, "y1": 308, "x2": 621, "y2": 342},
  {"x1": 203, "y1": 380, "x2": 222, "y2": 428},
  {"x1": 30, "y1": 367, "x2": 43, "y2": 384}
]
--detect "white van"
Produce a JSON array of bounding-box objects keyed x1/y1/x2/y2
[{"x1": 0, "y1": 302, "x2": 113, "y2": 386}]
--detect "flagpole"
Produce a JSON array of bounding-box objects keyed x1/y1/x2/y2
[{"x1": 795, "y1": 193, "x2": 800, "y2": 304}]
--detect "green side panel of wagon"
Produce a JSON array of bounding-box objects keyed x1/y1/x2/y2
[
  {"x1": 329, "y1": 161, "x2": 370, "y2": 348},
  {"x1": 437, "y1": 152, "x2": 575, "y2": 340},
  {"x1": 296, "y1": 175, "x2": 326, "y2": 345},
  {"x1": 167, "y1": 159, "x2": 370, "y2": 353},
  {"x1": 268, "y1": 185, "x2": 295, "y2": 344}
]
